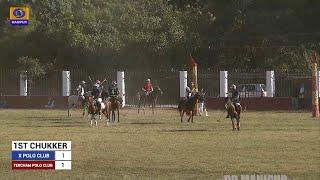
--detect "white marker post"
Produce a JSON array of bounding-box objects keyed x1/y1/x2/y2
[
  {"x1": 220, "y1": 71, "x2": 228, "y2": 97},
  {"x1": 117, "y1": 71, "x2": 125, "y2": 107},
  {"x1": 20, "y1": 71, "x2": 28, "y2": 96},
  {"x1": 62, "y1": 71, "x2": 71, "y2": 96},
  {"x1": 266, "y1": 70, "x2": 275, "y2": 97},
  {"x1": 179, "y1": 71, "x2": 187, "y2": 98}
]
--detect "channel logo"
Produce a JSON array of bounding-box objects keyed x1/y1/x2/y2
[{"x1": 10, "y1": 6, "x2": 30, "y2": 26}]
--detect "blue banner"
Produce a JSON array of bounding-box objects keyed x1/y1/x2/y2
[{"x1": 12, "y1": 151, "x2": 55, "y2": 160}]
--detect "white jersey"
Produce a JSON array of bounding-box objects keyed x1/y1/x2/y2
[
  {"x1": 185, "y1": 86, "x2": 191, "y2": 98},
  {"x1": 77, "y1": 85, "x2": 85, "y2": 96}
]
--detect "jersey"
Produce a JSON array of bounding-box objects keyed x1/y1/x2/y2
[
  {"x1": 108, "y1": 85, "x2": 119, "y2": 97},
  {"x1": 231, "y1": 90, "x2": 240, "y2": 103},
  {"x1": 77, "y1": 84, "x2": 85, "y2": 96},
  {"x1": 185, "y1": 86, "x2": 192, "y2": 98},
  {"x1": 92, "y1": 83, "x2": 103, "y2": 99},
  {"x1": 143, "y1": 82, "x2": 153, "y2": 92}
]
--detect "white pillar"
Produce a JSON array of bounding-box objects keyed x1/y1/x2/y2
[
  {"x1": 62, "y1": 71, "x2": 71, "y2": 96},
  {"x1": 179, "y1": 71, "x2": 187, "y2": 98},
  {"x1": 117, "y1": 71, "x2": 125, "y2": 107},
  {"x1": 220, "y1": 71, "x2": 228, "y2": 97},
  {"x1": 19, "y1": 71, "x2": 27, "y2": 96},
  {"x1": 266, "y1": 70, "x2": 275, "y2": 97}
]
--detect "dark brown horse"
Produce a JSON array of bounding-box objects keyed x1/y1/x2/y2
[
  {"x1": 137, "y1": 86, "x2": 163, "y2": 114},
  {"x1": 178, "y1": 92, "x2": 200, "y2": 123},
  {"x1": 108, "y1": 97, "x2": 122, "y2": 123},
  {"x1": 225, "y1": 97, "x2": 242, "y2": 130}
]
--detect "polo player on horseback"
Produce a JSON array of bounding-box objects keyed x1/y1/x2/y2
[
  {"x1": 108, "y1": 81, "x2": 119, "y2": 98},
  {"x1": 185, "y1": 86, "x2": 192, "y2": 99},
  {"x1": 142, "y1": 78, "x2": 153, "y2": 96},
  {"x1": 226, "y1": 84, "x2": 241, "y2": 118},
  {"x1": 108, "y1": 80, "x2": 122, "y2": 103},
  {"x1": 185, "y1": 82, "x2": 197, "y2": 99},
  {"x1": 77, "y1": 80, "x2": 86, "y2": 105},
  {"x1": 92, "y1": 80, "x2": 103, "y2": 110},
  {"x1": 199, "y1": 88, "x2": 208, "y2": 117},
  {"x1": 191, "y1": 81, "x2": 198, "y2": 95}
]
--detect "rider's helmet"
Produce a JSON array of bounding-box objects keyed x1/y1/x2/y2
[
  {"x1": 96, "y1": 80, "x2": 101, "y2": 84},
  {"x1": 81, "y1": 81, "x2": 86, "y2": 85},
  {"x1": 112, "y1": 81, "x2": 117, "y2": 86},
  {"x1": 146, "y1": 79, "x2": 151, "y2": 82},
  {"x1": 230, "y1": 84, "x2": 236, "y2": 90}
]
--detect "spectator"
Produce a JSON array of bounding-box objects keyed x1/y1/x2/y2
[
  {"x1": 45, "y1": 97, "x2": 55, "y2": 109},
  {"x1": 298, "y1": 83, "x2": 305, "y2": 109},
  {"x1": 0, "y1": 93, "x2": 7, "y2": 108},
  {"x1": 292, "y1": 89, "x2": 299, "y2": 110}
]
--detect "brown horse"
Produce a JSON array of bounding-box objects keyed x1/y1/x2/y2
[
  {"x1": 88, "y1": 96, "x2": 98, "y2": 126},
  {"x1": 225, "y1": 97, "x2": 242, "y2": 130},
  {"x1": 88, "y1": 96, "x2": 109, "y2": 126},
  {"x1": 107, "y1": 97, "x2": 122, "y2": 123},
  {"x1": 137, "y1": 86, "x2": 163, "y2": 114},
  {"x1": 178, "y1": 92, "x2": 200, "y2": 123},
  {"x1": 101, "y1": 99, "x2": 111, "y2": 124}
]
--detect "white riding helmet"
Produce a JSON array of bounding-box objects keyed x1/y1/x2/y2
[
  {"x1": 81, "y1": 81, "x2": 86, "y2": 85},
  {"x1": 230, "y1": 84, "x2": 236, "y2": 89},
  {"x1": 146, "y1": 79, "x2": 151, "y2": 82}
]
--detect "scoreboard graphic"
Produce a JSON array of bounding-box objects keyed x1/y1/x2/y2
[{"x1": 12, "y1": 141, "x2": 72, "y2": 170}]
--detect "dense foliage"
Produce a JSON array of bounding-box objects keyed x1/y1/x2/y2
[{"x1": 0, "y1": 0, "x2": 319, "y2": 72}]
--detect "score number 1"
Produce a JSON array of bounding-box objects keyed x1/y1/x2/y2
[{"x1": 55, "y1": 151, "x2": 71, "y2": 170}]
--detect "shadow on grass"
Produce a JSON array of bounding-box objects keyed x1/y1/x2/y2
[
  {"x1": 24, "y1": 117, "x2": 73, "y2": 121},
  {"x1": 160, "y1": 129, "x2": 208, "y2": 132},
  {"x1": 130, "y1": 122, "x2": 165, "y2": 125},
  {"x1": 18, "y1": 124, "x2": 86, "y2": 128},
  {"x1": 25, "y1": 116, "x2": 54, "y2": 119}
]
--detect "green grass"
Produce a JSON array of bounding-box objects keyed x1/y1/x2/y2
[{"x1": 0, "y1": 109, "x2": 319, "y2": 180}]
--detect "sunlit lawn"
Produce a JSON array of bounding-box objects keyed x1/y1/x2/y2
[{"x1": 0, "y1": 108, "x2": 319, "y2": 180}]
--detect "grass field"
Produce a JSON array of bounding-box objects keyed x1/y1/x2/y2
[{"x1": 0, "y1": 108, "x2": 319, "y2": 180}]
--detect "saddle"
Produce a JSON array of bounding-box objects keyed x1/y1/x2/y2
[{"x1": 232, "y1": 103, "x2": 241, "y2": 116}]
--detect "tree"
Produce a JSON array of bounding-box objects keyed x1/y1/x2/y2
[
  {"x1": 0, "y1": 0, "x2": 319, "y2": 72},
  {"x1": 17, "y1": 56, "x2": 45, "y2": 96}
]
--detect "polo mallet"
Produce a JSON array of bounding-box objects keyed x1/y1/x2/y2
[
  {"x1": 88, "y1": 76, "x2": 93, "y2": 84},
  {"x1": 102, "y1": 77, "x2": 107, "y2": 84},
  {"x1": 216, "y1": 109, "x2": 226, "y2": 122}
]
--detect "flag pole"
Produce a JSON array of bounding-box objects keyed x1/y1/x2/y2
[{"x1": 190, "y1": 54, "x2": 199, "y2": 115}]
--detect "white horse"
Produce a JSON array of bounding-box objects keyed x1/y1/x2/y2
[{"x1": 67, "y1": 95, "x2": 86, "y2": 117}]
